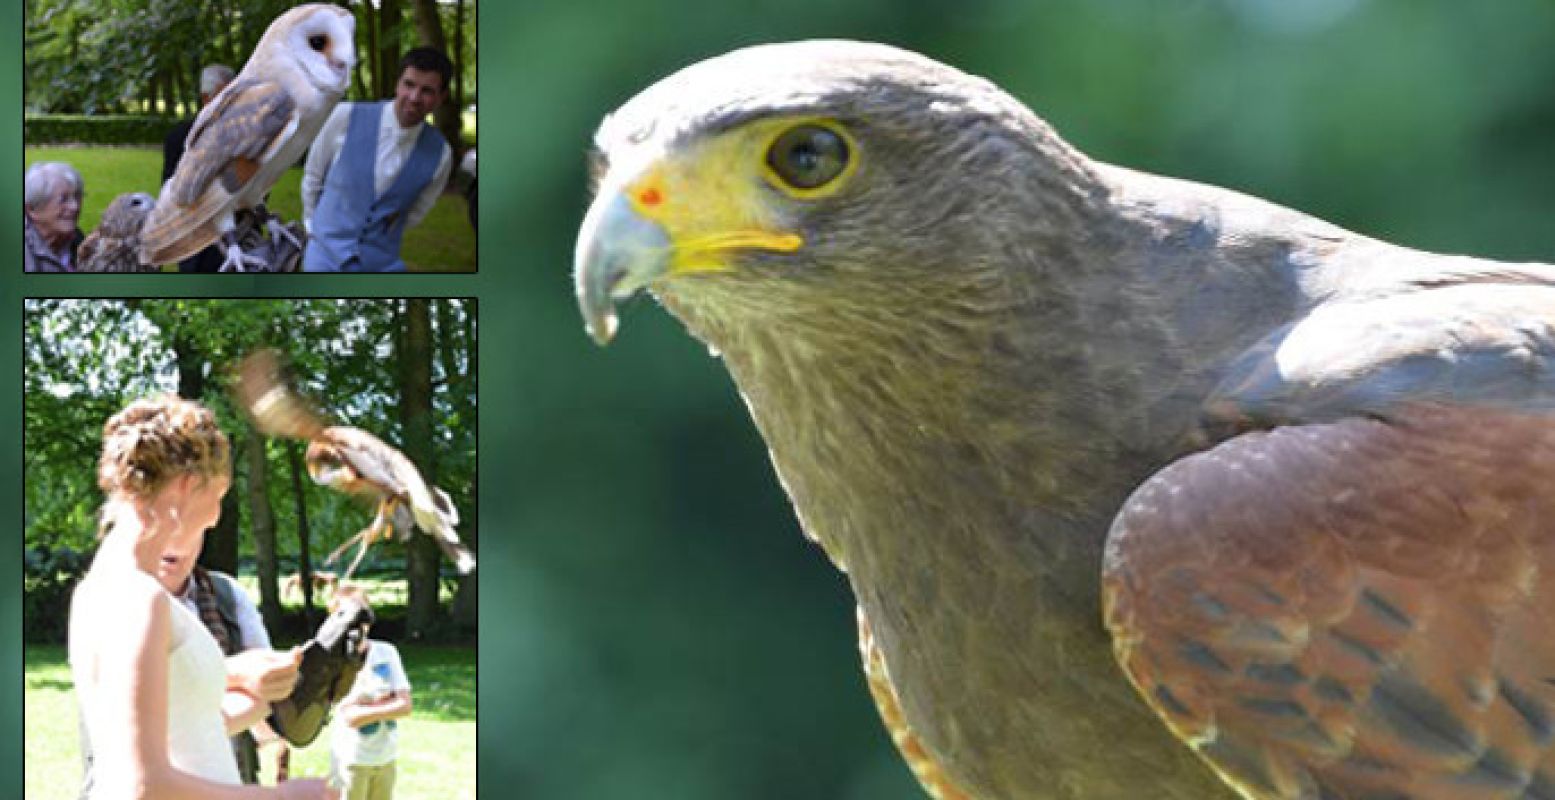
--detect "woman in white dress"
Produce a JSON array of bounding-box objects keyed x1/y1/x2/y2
[{"x1": 70, "y1": 396, "x2": 336, "y2": 800}]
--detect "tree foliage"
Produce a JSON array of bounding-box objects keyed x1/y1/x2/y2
[
  {"x1": 24, "y1": 0, "x2": 291, "y2": 115},
  {"x1": 25, "y1": 0, "x2": 477, "y2": 135},
  {"x1": 23, "y1": 299, "x2": 478, "y2": 641}
]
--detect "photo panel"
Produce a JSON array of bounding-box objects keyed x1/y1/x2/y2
[
  {"x1": 23, "y1": 2, "x2": 477, "y2": 273},
  {"x1": 22, "y1": 297, "x2": 477, "y2": 798}
]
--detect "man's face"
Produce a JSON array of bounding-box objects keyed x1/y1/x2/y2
[{"x1": 392, "y1": 65, "x2": 447, "y2": 128}]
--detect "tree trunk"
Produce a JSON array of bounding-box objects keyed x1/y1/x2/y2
[
  {"x1": 352, "y1": 48, "x2": 370, "y2": 100},
  {"x1": 410, "y1": 0, "x2": 460, "y2": 153},
  {"x1": 435, "y1": 299, "x2": 458, "y2": 389},
  {"x1": 204, "y1": 436, "x2": 242, "y2": 575},
  {"x1": 163, "y1": 69, "x2": 177, "y2": 116},
  {"x1": 454, "y1": 0, "x2": 466, "y2": 120},
  {"x1": 411, "y1": 0, "x2": 446, "y2": 51},
  {"x1": 174, "y1": 335, "x2": 205, "y2": 400},
  {"x1": 221, "y1": 3, "x2": 239, "y2": 69},
  {"x1": 174, "y1": 331, "x2": 238, "y2": 574},
  {"x1": 376, "y1": 0, "x2": 403, "y2": 101},
  {"x1": 173, "y1": 59, "x2": 190, "y2": 116},
  {"x1": 247, "y1": 431, "x2": 282, "y2": 629},
  {"x1": 287, "y1": 441, "x2": 318, "y2": 628},
  {"x1": 359, "y1": 0, "x2": 379, "y2": 98},
  {"x1": 398, "y1": 299, "x2": 442, "y2": 637},
  {"x1": 436, "y1": 299, "x2": 477, "y2": 628}
]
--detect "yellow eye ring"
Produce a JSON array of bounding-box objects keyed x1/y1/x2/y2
[{"x1": 761, "y1": 120, "x2": 859, "y2": 199}]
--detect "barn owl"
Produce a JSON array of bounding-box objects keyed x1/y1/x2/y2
[
  {"x1": 78, "y1": 192, "x2": 155, "y2": 272},
  {"x1": 233, "y1": 349, "x2": 477, "y2": 579},
  {"x1": 139, "y1": 4, "x2": 356, "y2": 272}
]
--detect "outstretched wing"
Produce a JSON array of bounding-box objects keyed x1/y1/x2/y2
[
  {"x1": 140, "y1": 79, "x2": 298, "y2": 264},
  {"x1": 1104, "y1": 405, "x2": 1555, "y2": 798},
  {"x1": 233, "y1": 348, "x2": 328, "y2": 441}
]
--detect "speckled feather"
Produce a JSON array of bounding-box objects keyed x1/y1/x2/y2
[
  {"x1": 77, "y1": 192, "x2": 155, "y2": 272},
  {"x1": 1105, "y1": 407, "x2": 1555, "y2": 798},
  {"x1": 581, "y1": 41, "x2": 1555, "y2": 799}
]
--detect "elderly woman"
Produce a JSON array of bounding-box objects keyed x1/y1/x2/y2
[{"x1": 24, "y1": 161, "x2": 86, "y2": 272}]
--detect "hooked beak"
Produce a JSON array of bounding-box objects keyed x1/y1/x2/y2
[{"x1": 574, "y1": 190, "x2": 672, "y2": 345}]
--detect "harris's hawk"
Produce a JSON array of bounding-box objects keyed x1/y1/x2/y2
[
  {"x1": 234, "y1": 349, "x2": 476, "y2": 580},
  {"x1": 574, "y1": 41, "x2": 1555, "y2": 799}
]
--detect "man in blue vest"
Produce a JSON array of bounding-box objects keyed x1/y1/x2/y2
[{"x1": 301, "y1": 47, "x2": 455, "y2": 272}]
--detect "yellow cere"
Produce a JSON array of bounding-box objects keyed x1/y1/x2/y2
[{"x1": 619, "y1": 116, "x2": 866, "y2": 276}]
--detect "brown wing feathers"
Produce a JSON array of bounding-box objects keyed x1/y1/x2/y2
[
  {"x1": 139, "y1": 80, "x2": 296, "y2": 263},
  {"x1": 233, "y1": 349, "x2": 328, "y2": 442},
  {"x1": 1103, "y1": 406, "x2": 1555, "y2": 799},
  {"x1": 324, "y1": 427, "x2": 414, "y2": 499}
]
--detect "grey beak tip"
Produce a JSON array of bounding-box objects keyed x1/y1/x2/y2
[
  {"x1": 587, "y1": 317, "x2": 618, "y2": 347},
  {"x1": 575, "y1": 190, "x2": 670, "y2": 347}
]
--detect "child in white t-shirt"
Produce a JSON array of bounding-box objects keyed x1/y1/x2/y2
[{"x1": 330, "y1": 638, "x2": 412, "y2": 799}]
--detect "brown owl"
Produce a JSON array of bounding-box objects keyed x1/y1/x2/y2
[
  {"x1": 233, "y1": 349, "x2": 475, "y2": 579},
  {"x1": 78, "y1": 192, "x2": 156, "y2": 272}
]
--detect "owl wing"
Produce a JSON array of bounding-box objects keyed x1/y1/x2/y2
[
  {"x1": 139, "y1": 78, "x2": 299, "y2": 264},
  {"x1": 1104, "y1": 404, "x2": 1555, "y2": 799},
  {"x1": 77, "y1": 237, "x2": 147, "y2": 273},
  {"x1": 76, "y1": 230, "x2": 107, "y2": 271}
]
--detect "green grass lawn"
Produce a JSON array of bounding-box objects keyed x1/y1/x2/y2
[
  {"x1": 24, "y1": 145, "x2": 475, "y2": 272},
  {"x1": 24, "y1": 641, "x2": 475, "y2": 799}
]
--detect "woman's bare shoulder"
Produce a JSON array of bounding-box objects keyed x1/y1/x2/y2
[{"x1": 74, "y1": 566, "x2": 167, "y2": 619}]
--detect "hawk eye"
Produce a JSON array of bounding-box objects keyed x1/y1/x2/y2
[
  {"x1": 765, "y1": 124, "x2": 850, "y2": 192},
  {"x1": 309, "y1": 34, "x2": 328, "y2": 52}
]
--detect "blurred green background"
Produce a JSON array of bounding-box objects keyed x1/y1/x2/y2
[{"x1": 8, "y1": 0, "x2": 1555, "y2": 798}]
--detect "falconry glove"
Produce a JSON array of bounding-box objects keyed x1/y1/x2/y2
[{"x1": 266, "y1": 596, "x2": 373, "y2": 746}]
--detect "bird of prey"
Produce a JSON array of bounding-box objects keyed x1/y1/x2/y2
[
  {"x1": 575, "y1": 41, "x2": 1555, "y2": 800},
  {"x1": 139, "y1": 4, "x2": 355, "y2": 272},
  {"x1": 77, "y1": 192, "x2": 155, "y2": 272},
  {"x1": 233, "y1": 349, "x2": 476, "y2": 580}
]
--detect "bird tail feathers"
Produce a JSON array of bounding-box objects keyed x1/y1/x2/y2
[
  {"x1": 411, "y1": 491, "x2": 474, "y2": 574},
  {"x1": 436, "y1": 536, "x2": 478, "y2": 576},
  {"x1": 139, "y1": 189, "x2": 232, "y2": 266},
  {"x1": 433, "y1": 487, "x2": 460, "y2": 526}
]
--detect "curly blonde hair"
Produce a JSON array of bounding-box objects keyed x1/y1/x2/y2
[{"x1": 98, "y1": 395, "x2": 231, "y2": 502}]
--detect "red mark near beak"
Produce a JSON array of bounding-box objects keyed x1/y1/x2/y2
[{"x1": 639, "y1": 188, "x2": 663, "y2": 207}]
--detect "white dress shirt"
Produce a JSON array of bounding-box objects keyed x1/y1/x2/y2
[{"x1": 301, "y1": 102, "x2": 453, "y2": 233}]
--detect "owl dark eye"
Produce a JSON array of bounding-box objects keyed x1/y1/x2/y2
[
  {"x1": 309, "y1": 34, "x2": 328, "y2": 51},
  {"x1": 766, "y1": 124, "x2": 850, "y2": 192}
]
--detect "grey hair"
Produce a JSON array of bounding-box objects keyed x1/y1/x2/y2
[
  {"x1": 24, "y1": 162, "x2": 83, "y2": 211},
  {"x1": 200, "y1": 64, "x2": 235, "y2": 95}
]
